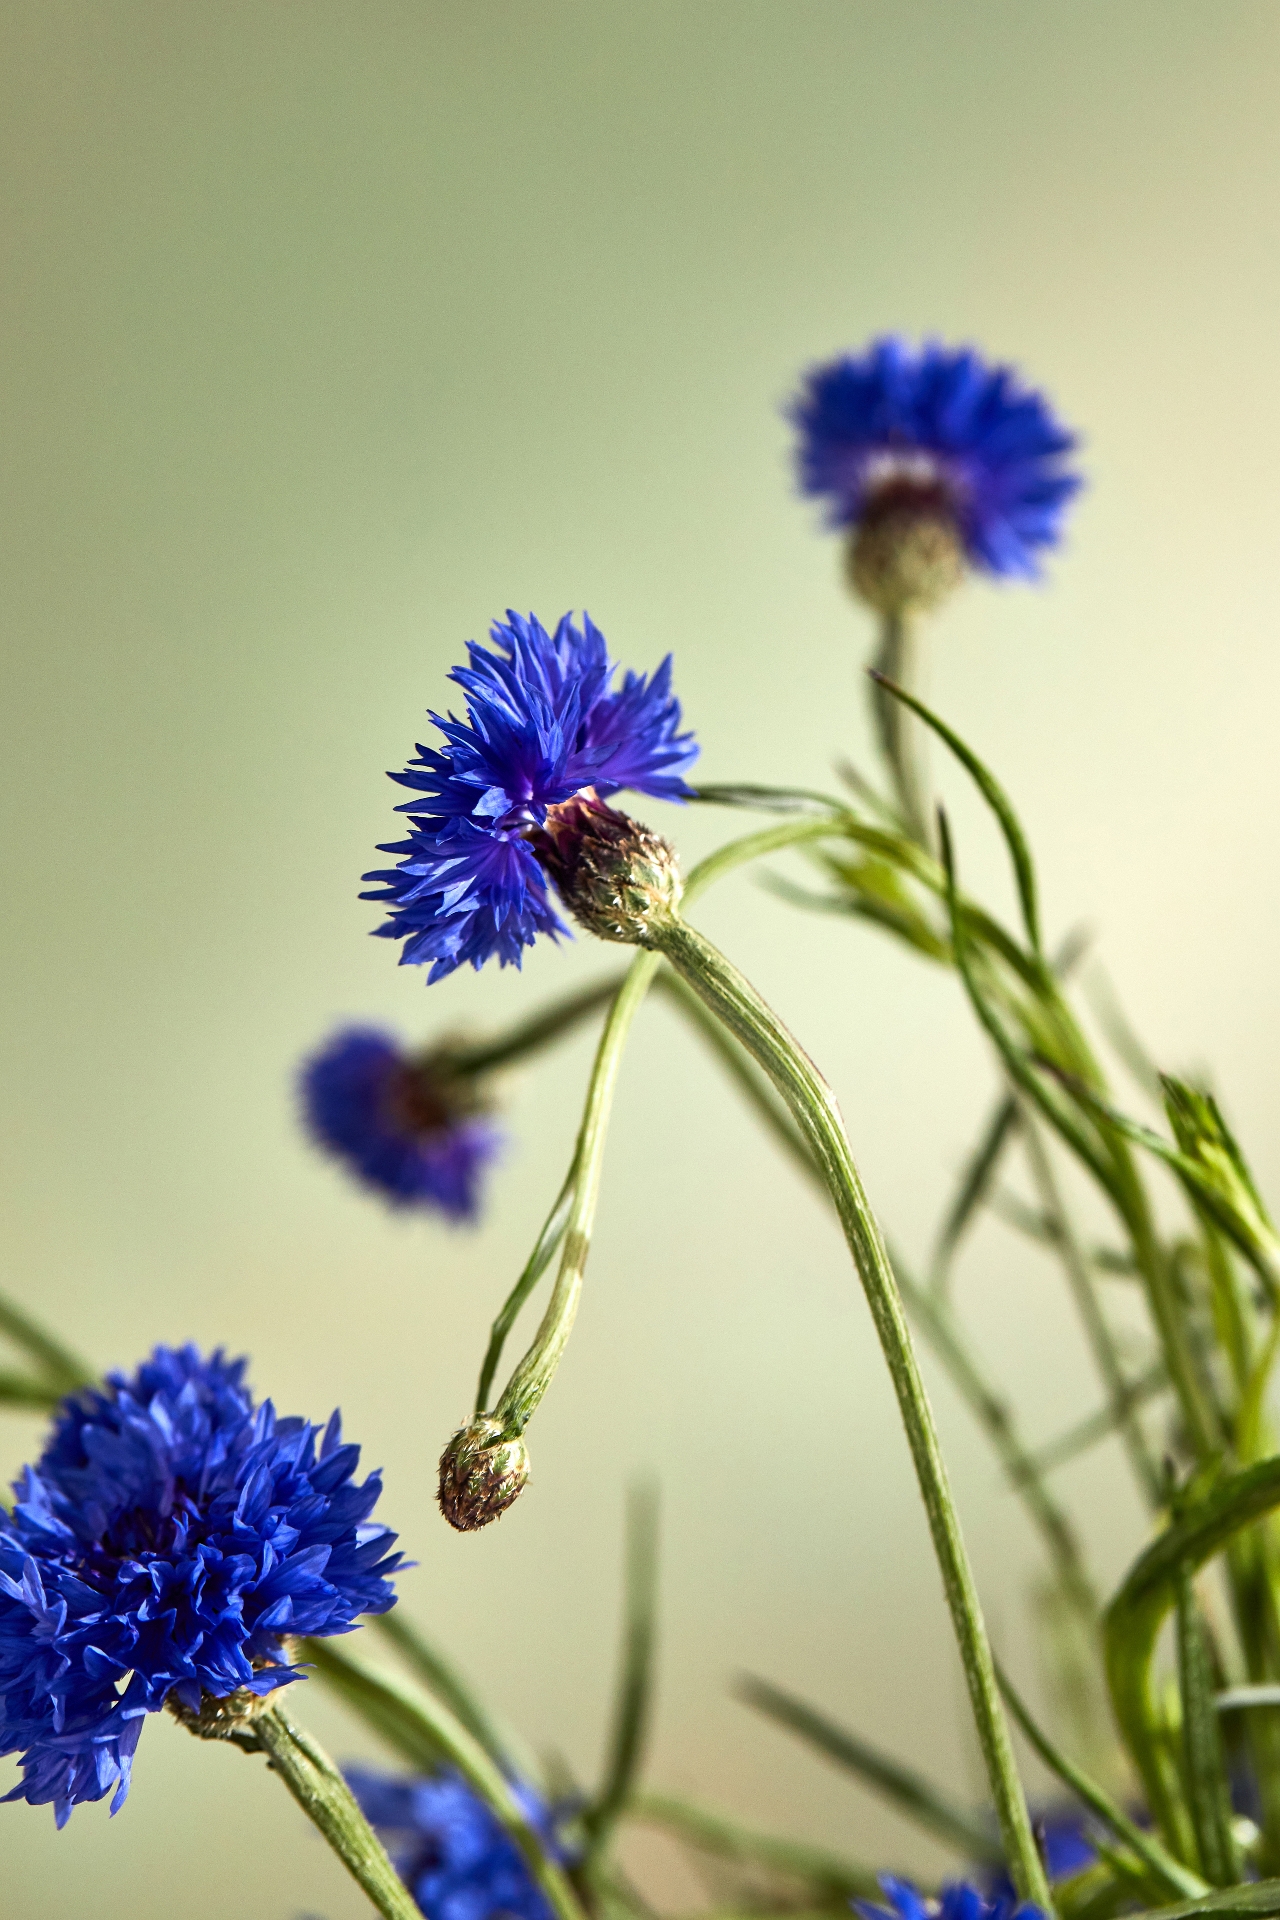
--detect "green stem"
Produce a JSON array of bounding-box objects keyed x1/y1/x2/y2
[
  {"x1": 1019, "y1": 1111, "x2": 1163, "y2": 1505},
  {"x1": 487, "y1": 816, "x2": 847, "y2": 1439},
  {"x1": 872, "y1": 609, "x2": 932, "y2": 846},
  {"x1": 628, "y1": 1791, "x2": 881, "y2": 1899},
  {"x1": 650, "y1": 911, "x2": 1048, "y2": 1908},
  {"x1": 477, "y1": 1168, "x2": 576, "y2": 1413},
  {"x1": 584, "y1": 1484, "x2": 659, "y2": 1857},
  {"x1": 445, "y1": 975, "x2": 626, "y2": 1080},
  {"x1": 254, "y1": 1702, "x2": 422, "y2": 1920},
  {"x1": 373, "y1": 1611, "x2": 518, "y2": 1773}
]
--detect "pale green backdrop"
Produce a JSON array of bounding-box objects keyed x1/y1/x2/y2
[{"x1": 2, "y1": 4, "x2": 1279, "y2": 1915}]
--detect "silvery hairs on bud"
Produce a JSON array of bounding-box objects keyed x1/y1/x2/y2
[
  {"x1": 528, "y1": 791, "x2": 682, "y2": 946},
  {"x1": 439, "y1": 1417, "x2": 531, "y2": 1532}
]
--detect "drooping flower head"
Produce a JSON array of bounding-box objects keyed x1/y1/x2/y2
[
  {"x1": 362, "y1": 612, "x2": 698, "y2": 983},
  {"x1": 0, "y1": 1345, "x2": 400, "y2": 1825},
  {"x1": 790, "y1": 338, "x2": 1081, "y2": 606},
  {"x1": 300, "y1": 1025, "x2": 502, "y2": 1220},
  {"x1": 347, "y1": 1765, "x2": 576, "y2": 1920},
  {"x1": 857, "y1": 1877, "x2": 1045, "y2": 1920}
]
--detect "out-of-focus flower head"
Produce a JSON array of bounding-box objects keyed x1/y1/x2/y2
[
  {"x1": 361, "y1": 612, "x2": 698, "y2": 983},
  {"x1": 347, "y1": 1765, "x2": 576, "y2": 1920},
  {"x1": 300, "y1": 1025, "x2": 502, "y2": 1220},
  {"x1": 0, "y1": 1345, "x2": 400, "y2": 1825},
  {"x1": 790, "y1": 338, "x2": 1081, "y2": 605},
  {"x1": 856, "y1": 1877, "x2": 1046, "y2": 1920}
]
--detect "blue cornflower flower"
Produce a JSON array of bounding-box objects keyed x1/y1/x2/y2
[
  {"x1": 347, "y1": 1766, "x2": 576, "y2": 1920},
  {"x1": 0, "y1": 1345, "x2": 401, "y2": 1826},
  {"x1": 300, "y1": 1025, "x2": 502, "y2": 1220},
  {"x1": 361, "y1": 611, "x2": 698, "y2": 983},
  {"x1": 790, "y1": 338, "x2": 1081, "y2": 582},
  {"x1": 857, "y1": 1876, "x2": 1045, "y2": 1920}
]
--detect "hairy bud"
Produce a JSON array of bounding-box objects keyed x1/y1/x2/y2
[
  {"x1": 845, "y1": 483, "x2": 965, "y2": 615},
  {"x1": 438, "y1": 1416, "x2": 530, "y2": 1532},
  {"x1": 528, "y1": 792, "x2": 682, "y2": 946}
]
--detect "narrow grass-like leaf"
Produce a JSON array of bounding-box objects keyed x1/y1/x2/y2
[
  {"x1": 870, "y1": 672, "x2": 1042, "y2": 954},
  {"x1": 0, "y1": 1370, "x2": 65, "y2": 1409},
  {"x1": 629, "y1": 1792, "x2": 881, "y2": 1899},
  {"x1": 1013, "y1": 1365, "x2": 1168, "y2": 1483},
  {"x1": 689, "y1": 783, "x2": 849, "y2": 816},
  {"x1": 372, "y1": 1611, "x2": 518, "y2": 1775},
  {"x1": 0, "y1": 1291, "x2": 91, "y2": 1394},
  {"x1": 1104, "y1": 1454, "x2": 1280, "y2": 1849},
  {"x1": 930, "y1": 1094, "x2": 1020, "y2": 1285},
  {"x1": 736, "y1": 1675, "x2": 1000, "y2": 1863},
  {"x1": 476, "y1": 1169, "x2": 576, "y2": 1413},
  {"x1": 1175, "y1": 1569, "x2": 1238, "y2": 1884},
  {"x1": 994, "y1": 1658, "x2": 1207, "y2": 1901},
  {"x1": 585, "y1": 1485, "x2": 660, "y2": 1855},
  {"x1": 1142, "y1": 1882, "x2": 1280, "y2": 1920}
]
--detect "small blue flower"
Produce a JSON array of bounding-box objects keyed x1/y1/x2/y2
[
  {"x1": 347, "y1": 1766, "x2": 576, "y2": 1920},
  {"x1": 361, "y1": 612, "x2": 698, "y2": 983},
  {"x1": 300, "y1": 1026, "x2": 501, "y2": 1220},
  {"x1": 0, "y1": 1345, "x2": 401, "y2": 1825},
  {"x1": 790, "y1": 338, "x2": 1081, "y2": 578},
  {"x1": 857, "y1": 1877, "x2": 1045, "y2": 1920}
]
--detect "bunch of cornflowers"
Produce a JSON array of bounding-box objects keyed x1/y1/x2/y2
[{"x1": 10, "y1": 334, "x2": 1279, "y2": 1920}]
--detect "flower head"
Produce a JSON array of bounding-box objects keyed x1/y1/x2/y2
[
  {"x1": 347, "y1": 1765, "x2": 575, "y2": 1920},
  {"x1": 0, "y1": 1345, "x2": 400, "y2": 1824},
  {"x1": 857, "y1": 1877, "x2": 1045, "y2": 1920},
  {"x1": 300, "y1": 1025, "x2": 502, "y2": 1220},
  {"x1": 361, "y1": 612, "x2": 698, "y2": 983},
  {"x1": 790, "y1": 338, "x2": 1081, "y2": 589}
]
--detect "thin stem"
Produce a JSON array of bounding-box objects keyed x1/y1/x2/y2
[
  {"x1": 629, "y1": 1792, "x2": 881, "y2": 1899},
  {"x1": 254, "y1": 1702, "x2": 422, "y2": 1920},
  {"x1": 651, "y1": 912, "x2": 1049, "y2": 1908},
  {"x1": 477, "y1": 1168, "x2": 576, "y2": 1413},
  {"x1": 494, "y1": 951, "x2": 661, "y2": 1437},
  {"x1": 871, "y1": 609, "x2": 931, "y2": 846},
  {"x1": 445, "y1": 975, "x2": 626, "y2": 1080},
  {"x1": 1019, "y1": 1111, "x2": 1163, "y2": 1505},
  {"x1": 373, "y1": 1611, "x2": 518, "y2": 1774}
]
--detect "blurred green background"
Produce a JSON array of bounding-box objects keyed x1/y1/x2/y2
[{"x1": 3, "y1": 3, "x2": 1279, "y2": 1913}]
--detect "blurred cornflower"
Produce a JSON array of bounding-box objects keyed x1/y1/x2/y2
[
  {"x1": 0, "y1": 1345, "x2": 400, "y2": 1825},
  {"x1": 300, "y1": 1025, "x2": 502, "y2": 1220},
  {"x1": 985, "y1": 1808, "x2": 1097, "y2": 1901},
  {"x1": 857, "y1": 1876, "x2": 1045, "y2": 1920},
  {"x1": 789, "y1": 338, "x2": 1080, "y2": 605},
  {"x1": 347, "y1": 1765, "x2": 575, "y2": 1920},
  {"x1": 362, "y1": 611, "x2": 698, "y2": 982}
]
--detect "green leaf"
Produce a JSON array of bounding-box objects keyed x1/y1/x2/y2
[
  {"x1": 736, "y1": 1675, "x2": 1000, "y2": 1863},
  {"x1": 1143, "y1": 1882, "x2": 1280, "y2": 1920},
  {"x1": 628, "y1": 1792, "x2": 881, "y2": 1899},
  {"x1": 1175, "y1": 1569, "x2": 1238, "y2": 1884},
  {"x1": 584, "y1": 1485, "x2": 660, "y2": 1853},
  {"x1": 372, "y1": 1612, "x2": 518, "y2": 1775},
  {"x1": 1105, "y1": 1454, "x2": 1280, "y2": 1851},
  {"x1": 0, "y1": 1369, "x2": 65, "y2": 1409},
  {"x1": 930, "y1": 1094, "x2": 1020, "y2": 1283},
  {"x1": 688, "y1": 782, "x2": 849, "y2": 816},
  {"x1": 869, "y1": 672, "x2": 1042, "y2": 954},
  {"x1": 994, "y1": 1658, "x2": 1206, "y2": 1901}
]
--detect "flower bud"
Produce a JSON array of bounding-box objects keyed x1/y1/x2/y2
[
  {"x1": 438, "y1": 1417, "x2": 530, "y2": 1532},
  {"x1": 844, "y1": 484, "x2": 965, "y2": 615},
  {"x1": 528, "y1": 792, "x2": 682, "y2": 946}
]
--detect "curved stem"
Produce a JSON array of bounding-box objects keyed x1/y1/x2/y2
[
  {"x1": 254, "y1": 1702, "x2": 421, "y2": 1920},
  {"x1": 476, "y1": 1168, "x2": 576, "y2": 1413},
  {"x1": 445, "y1": 975, "x2": 626, "y2": 1080},
  {"x1": 650, "y1": 912, "x2": 1049, "y2": 1908}
]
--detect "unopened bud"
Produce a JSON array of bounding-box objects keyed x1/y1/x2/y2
[
  {"x1": 845, "y1": 487, "x2": 965, "y2": 615},
  {"x1": 528, "y1": 792, "x2": 682, "y2": 946},
  {"x1": 438, "y1": 1416, "x2": 530, "y2": 1532}
]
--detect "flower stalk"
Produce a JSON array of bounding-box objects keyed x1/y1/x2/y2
[{"x1": 648, "y1": 907, "x2": 1049, "y2": 1908}]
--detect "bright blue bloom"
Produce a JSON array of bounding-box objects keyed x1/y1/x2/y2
[
  {"x1": 857, "y1": 1877, "x2": 1045, "y2": 1920},
  {"x1": 362, "y1": 612, "x2": 699, "y2": 983},
  {"x1": 790, "y1": 338, "x2": 1081, "y2": 578},
  {"x1": 300, "y1": 1026, "x2": 501, "y2": 1220},
  {"x1": 0, "y1": 1345, "x2": 400, "y2": 1826},
  {"x1": 347, "y1": 1766, "x2": 576, "y2": 1920}
]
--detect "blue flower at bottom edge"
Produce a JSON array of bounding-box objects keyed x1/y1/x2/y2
[
  {"x1": 361, "y1": 610, "x2": 699, "y2": 983},
  {"x1": 300, "y1": 1026, "x2": 502, "y2": 1220},
  {"x1": 857, "y1": 1877, "x2": 1046, "y2": 1920},
  {"x1": 0, "y1": 1345, "x2": 401, "y2": 1825},
  {"x1": 789, "y1": 337, "x2": 1081, "y2": 579},
  {"x1": 347, "y1": 1766, "x2": 576, "y2": 1920}
]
